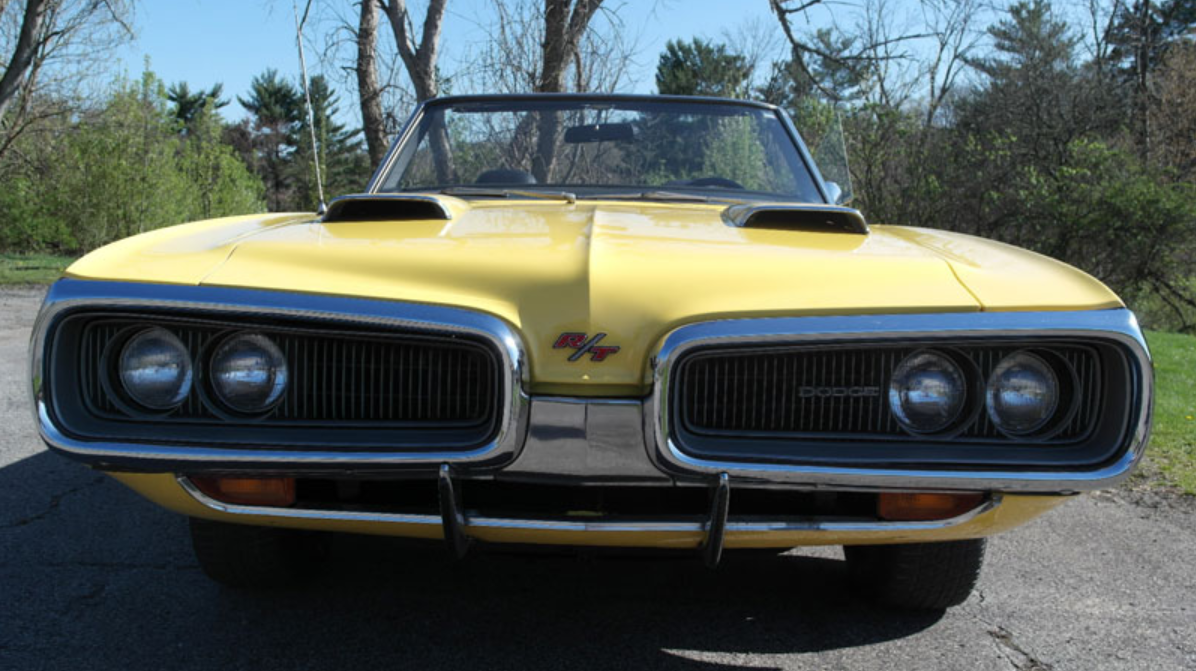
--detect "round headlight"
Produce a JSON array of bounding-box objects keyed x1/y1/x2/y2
[
  {"x1": 986, "y1": 351, "x2": 1059, "y2": 435},
  {"x1": 209, "y1": 333, "x2": 288, "y2": 413},
  {"x1": 889, "y1": 351, "x2": 966, "y2": 434},
  {"x1": 119, "y1": 328, "x2": 193, "y2": 410}
]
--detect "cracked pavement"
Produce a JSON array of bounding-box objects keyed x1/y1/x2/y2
[{"x1": 2, "y1": 285, "x2": 1194, "y2": 670}]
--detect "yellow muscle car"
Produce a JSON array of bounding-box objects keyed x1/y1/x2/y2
[{"x1": 29, "y1": 94, "x2": 1152, "y2": 610}]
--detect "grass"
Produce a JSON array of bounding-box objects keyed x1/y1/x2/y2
[
  {"x1": 1144, "y1": 330, "x2": 1196, "y2": 494},
  {"x1": 0, "y1": 253, "x2": 74, "y2": 284}
]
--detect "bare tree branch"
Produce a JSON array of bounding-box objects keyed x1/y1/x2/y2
[{"x1": 379, "y1": 0, "x2": 447, "y2": 100}]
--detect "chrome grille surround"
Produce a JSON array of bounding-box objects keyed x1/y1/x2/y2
[
  {"x1": 673, "y1": 342, "x2": 1103, "y2": 443},
  {"x1": 649, "y1": 309, "x2": 1153, "y2": 492},
  {"x1": 31, "y1": 279, "x2": 529, "y2": 472},
  {"x1": 76, "y1": 317, "x2": 499, "y2": 428}
]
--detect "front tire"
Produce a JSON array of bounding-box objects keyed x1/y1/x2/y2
[
  {"x1": 844, "y1": 538, "x2": 985, "y2": 610},
  {"x1": 189, "y1": 517, "x2": 324, "y2": 589}
]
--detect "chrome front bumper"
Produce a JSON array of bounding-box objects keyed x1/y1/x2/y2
[{"x1": 32, "y1": 280, "x2": 1153, "y2": 496}]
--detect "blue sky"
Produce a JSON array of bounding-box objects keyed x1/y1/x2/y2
[{"x1": 116, "y1": 0, "x2": 781, "y2": 122}]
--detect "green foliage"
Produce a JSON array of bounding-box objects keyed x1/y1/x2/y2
[
  {"x1": 238, "y1": 69, "x2": 301, "y2": 127},
  {"x1": 236, "y1": 69, "x2": 371, "y2": 212},
  {"x1": 1109, "y1": 0, "x2": 1196, "y2": 78},
  {"x1": 167, "y1": 81, "x2": 229, "y2": 130},
  {"x1": 0, "y1": 69, "x2": 263, "y2": 254},
  {"x1": 53, "y1": 71, "x2": 195, "y2": 250},
  {"x1": 238, "y1": 69, "x2": 302, "y2": 211},
  {"x1": 940, "y1": 136, "x2": 1196, "y2": 326},
  {"x1": 179, "y1": 102, "x2": 266, "y2": 220},
  {"x1": 656, "y1": 38, "x2": 751, "y2": 97},
  {"x1": 1011, "y1": 139, "x2": 1196, "y2": 290},
  {"x1": 0, "y1": 177, "x2": 73, "y2": 251},
  {"x1": 700, "y1": 117, "x2": 770, "y2": 191},
  {"x1": 292, "y1": 75, "x2": 369, "y2": 211}
]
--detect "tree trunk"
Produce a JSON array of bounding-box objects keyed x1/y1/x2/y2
[
  {"x1": 0, "y1": 0, "x2": 49, "y2": 127},
  {"x1": 531, "y1": 0, "x2": 602, "y2": 180},
  {"x1": 380, "y1": 0, "x2": 451, "y2": 181},
  {"x1": 356, "y1": 0, "x2": 387, "y2": 167},
  {"x1": 536, "y1": 0, "x2": 602, "y2": 93},
  {"x1": 380, "y1": 0, "x2": 447, "y2": 101}
]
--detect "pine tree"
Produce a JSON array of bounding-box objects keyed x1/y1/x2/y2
[
  {"x1": 655, "y1": 39, "x2": 751, "y2": 98},
  {"x1": 292, "y1": 75, "x2": 370, "y2": 209},
  {"x1": 238, "y1": 69, "x2": 301, "y2": 211},
  {"x1": 167, "y1": 82, "x2": 229, "y2": 133}
]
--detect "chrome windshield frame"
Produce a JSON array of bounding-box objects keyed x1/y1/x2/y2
[
  {"x1": 30, "y1": 279, "x2": 530, "y2": 472},
  {"x1": 649, "y1": 309, "x2": 1154, "y2": 493}
]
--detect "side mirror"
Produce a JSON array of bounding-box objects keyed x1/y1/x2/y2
[{"x1": 825, "y1": 181, "x2": 848, "y2": 205}]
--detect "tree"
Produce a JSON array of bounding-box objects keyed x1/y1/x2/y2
[
  {"x1": 355, "y1": 0, "x2": 387, "y2": 167},
  {"x1": 767, "y1": 0, "x2": 915, "y2": 102},
  {"x1": 655, "y1": 38, "x2": 751, "y2": 97},
  {"x1": 0, "y1": 0, "x2": 134, "y2": 159},
  {"x1": 379, "y1": 0, "x2": 448, "y2": 101},
  {"x1": 959, "y1": 1, "x2": 1095, "y2": 169},
  {"x1": 1107, "y1": 0, "x2": 1196, "y2": 154},
  {"x1": 531, "y1": 0, "x2": 604, "y2": 181},
  {"x1": 178, "y1": 100, "x2": 264, "y2": 221},
  {"x1": 238, "y1": 69, "x2": 301, "y2": 211},
  {"x1": 376, "y1": 0, "x2": 451, "y2": 181},
  {"x1": 0, "y1": 0, "x2": 49, "y2": 127},
  {"x1": 0, "y1": 68, "x2": 262, "y2": 253},
  {"x1": 167, "y1": 81, "x2": 228, "y2": 130},
  {"x1": 292, "y1": 75, "x2": 368, "y2": 208},
  {"x1": 537, "y1": 0, "x2": 604, "y2": 93},
  {"x1": 1148, "y1": 42, "x2": 1196, "y2": 179}
]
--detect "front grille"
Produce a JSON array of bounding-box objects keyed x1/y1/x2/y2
[
  {"x1": 675, "y1": 341, "x2": 1102, "y2": 444},
  {"x1": 78, "y1": 317, "x2": 499, "y2": 429}
]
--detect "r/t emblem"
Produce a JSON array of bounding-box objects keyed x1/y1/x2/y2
[{"x1": 554, "y1": 332, "x2": 621, "y2": 362}]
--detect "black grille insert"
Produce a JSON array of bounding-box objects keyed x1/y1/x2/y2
[
  {"x1": 51, "y1": 311, "x2": 504, "y2": 451},
  {"x1": 665, "y1": 336, "x2": 1140, "y2": 469}
]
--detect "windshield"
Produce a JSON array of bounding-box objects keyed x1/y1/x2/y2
[{"x1": 375, "y1": 98, "x2": 825, "y2": 202}]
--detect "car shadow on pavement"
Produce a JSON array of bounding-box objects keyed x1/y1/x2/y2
[{"x1": 1, "y1": 451, "x2": 945, "y2": 671}]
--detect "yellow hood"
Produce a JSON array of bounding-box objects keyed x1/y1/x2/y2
[{"x1": 66, "y1": 199, "x2": 1121, "y2": 395}]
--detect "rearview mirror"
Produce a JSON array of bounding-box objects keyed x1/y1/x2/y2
[{"x1": 564, "y1": 122, "x2": 634, "y2": 144}]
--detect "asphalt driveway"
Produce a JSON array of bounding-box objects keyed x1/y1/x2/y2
[{"x1": 2, "y1": 285, "x2": 1193, "y2": 671}]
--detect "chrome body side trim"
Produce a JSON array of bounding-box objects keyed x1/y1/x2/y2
[
  {"x1": 177, "y1": 475, "x2": 1002, "y2": 535},
  {"x1": 30, "y1": 279, "x2": 530, "y2": 471},
  {"x1": 649, "y1": 309, "x2": 1153, "y2": 493}
]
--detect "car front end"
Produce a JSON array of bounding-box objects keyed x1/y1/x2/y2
[{"x1": 29, "y1": 94, "x2": 1153, "y2": 609}]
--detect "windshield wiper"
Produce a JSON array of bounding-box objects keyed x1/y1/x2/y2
[
  {"x1": 579, "y1": 190, "x2": 746, "y2": 204},
  {"x1": 438, "y1": 186, "x2": 577, "y2": 204}
]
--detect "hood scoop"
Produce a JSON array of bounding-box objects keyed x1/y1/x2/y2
[
  {"x1": 321, "y1": 194, "x2": 452, "y2": 223},
  {"x1": 723, "y1": 203, "x2": 868, "y2": 235}
]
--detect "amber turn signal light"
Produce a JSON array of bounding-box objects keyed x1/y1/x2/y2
[
  {"x1": 877, "y1": 492, "x2": 985, "y2": 521},
  {"x1": 191, "y1": 476, "x2": 296, "y2": 507}
]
